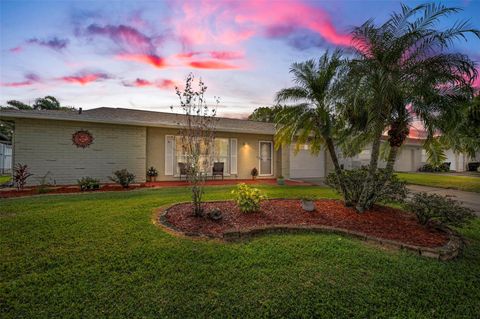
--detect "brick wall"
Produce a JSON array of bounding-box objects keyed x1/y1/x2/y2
[{"x1": 13, "y1": 119, "x2": 146, "y2": 185}]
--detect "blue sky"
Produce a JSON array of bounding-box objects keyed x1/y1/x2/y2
[{"x1": 1, "y1": 0, "x2": 479, "y2": 117}]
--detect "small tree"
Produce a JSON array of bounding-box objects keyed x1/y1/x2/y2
[{"x1": 173, "y1": 74, "x2": 218, "y2": 217}]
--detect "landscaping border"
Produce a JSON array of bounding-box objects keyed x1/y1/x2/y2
[{"x1": 154, "y1": 201, "x2": 463, "y2": 261}]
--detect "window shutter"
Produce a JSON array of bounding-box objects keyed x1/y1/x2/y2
[
  {"x1": 230, "y1": 138, "x2": 238, "y2": 175},
  {"x1": 165, "y1": 135, "x2": 175, "y2": 176}
]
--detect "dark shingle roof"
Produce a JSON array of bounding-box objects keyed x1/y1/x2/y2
[{"x1": 0, "y1": 107, "x2": 275, "y2": 135}]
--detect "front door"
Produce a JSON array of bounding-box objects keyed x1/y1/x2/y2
[{"x1": 259, "y1": 141, "x2": 273, "y2": 176}]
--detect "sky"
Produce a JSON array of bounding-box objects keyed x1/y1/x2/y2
[{"x1": 1, "y1": 0, "x2": 479, "y2": 118}]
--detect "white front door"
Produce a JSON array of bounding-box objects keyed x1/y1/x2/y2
[{"x1": 259, "y1": 141, "x2": 273, "y2": 176}]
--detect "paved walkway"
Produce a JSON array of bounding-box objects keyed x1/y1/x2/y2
[{"x1": 407, "y1": 185, "x2": 480, "y2": 216}]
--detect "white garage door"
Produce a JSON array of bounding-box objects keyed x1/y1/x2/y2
[
  {"x1": 289, "y1": 145, "x2": 325, "y2": 178},
  {"x1": 394, "y1": 148, "x2": 415, "y2": 172}
]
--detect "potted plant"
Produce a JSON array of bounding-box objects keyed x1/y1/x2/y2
[
  {"x1": 251, "y1": 167, "x2": 258, "y2": 180},
  {"x1": 301, "y1": 196, "x2": 316, "y2": 212},
  {"x1": 146, "y1": 166, "x2": 158, "y2": 182},
  {"x1": 277, "y1": 175, "x2": 285, "y2": 185}
]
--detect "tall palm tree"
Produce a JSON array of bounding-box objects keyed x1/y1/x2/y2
[
  {"x1": 348, "y1": 3, "x2": 479, "y2": 212},
  {"x1": 274, "y1": 50, "x2": 351, "y2": 204}
]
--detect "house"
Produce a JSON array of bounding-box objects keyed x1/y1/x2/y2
[
  {"x1": 0, "y1": 107, "x2": 333, "y2": 185},
  {"x1": 0, "y1": 107, "x2": 473, "y2": 185}
]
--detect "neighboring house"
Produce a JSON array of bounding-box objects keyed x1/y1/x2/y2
[
  {"x1": 0, "y1": 107, "x2": 474, "y2": 185},
  {"x1": 0, "y1": 133, "x2": 13, "y2": 175}
]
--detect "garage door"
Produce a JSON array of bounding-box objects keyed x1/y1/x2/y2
[
  {"x1": 394, "y1": 148, "x2": 414, "y2": 172},
  {"x1": 289, "y1": 145, "x2": 325, "y2": 178}
]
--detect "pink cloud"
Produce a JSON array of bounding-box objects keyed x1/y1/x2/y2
[
  {"x1": 85, "y1": 24, "x2": 155, "y2": 53},
  {"x1": 123, "y1": 78, "x2": 177, "y2": 90},
  {"x1": 188, "y1": 60, "x2": 239, "y2": 69},
  {"x1": 172, "y1": 0, "x2": 352, "y2": 48},
  {"x1": 176, "y1": 50, "x2": 244, "y2": 60},
  {"x1": 116, "y1": 53, "x2": 167, "y2": 68},
  {"x1": 60, "y1": 72, "x2": 110, "y2": 85},
  {"x1": 1, "y1": 73, "x2": 41, "y2": 87},
  {"x1": 9, "y1": 46, "x2": 23, "y2": 53}
]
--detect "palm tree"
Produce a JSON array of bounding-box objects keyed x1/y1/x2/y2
[
  {"x1": 348, "y1": 3, "x2": 479, "y2": 212},
  {"x1": 274, "y1": 50, "x2": 351, "y2": 204}
]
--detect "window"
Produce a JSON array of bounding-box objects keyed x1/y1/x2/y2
[{"x1": 174, "y1": 137, "x2": 230, "y2": 175}]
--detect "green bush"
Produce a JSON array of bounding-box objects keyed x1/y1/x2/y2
[
  {"x1": 418, "y1": 163, "x2": 450, "y2": 172},
  {"x1": 407, "y1": 192, "x2": 475, "y2": 227},
  {"x1": 326, "y1": 167, "x2": 408, "y2": 207},
  {"x1": 146, "y1": 166, "x2": 158, "y2": 177},
  {"x1": 231, "y1": 183, "x2": 266, "y2": 213},
  {"x1": 109, "y1": 169, "x2": 135, "y2": 188},
  {"x1": 77, "y1": 177, "x2": 100, "y2": 191}
]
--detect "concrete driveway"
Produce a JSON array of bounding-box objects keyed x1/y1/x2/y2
[
  {"x1": 293, "y1": 178, "x2": 480, "y2": 216},
  {"x1": 407, "y1": 185, "x2": 480, "y2": 216}
]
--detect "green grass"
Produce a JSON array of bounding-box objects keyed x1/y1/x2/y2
[
  {"x1": 1, "y1": 185, "x2": 479, "y2": 318},
  {"x1": 396, "y1": 172, "x2": 480, "y2": 193},
  {"x1": 0, "y1": 175, "x2": 11, "y2": 184}
]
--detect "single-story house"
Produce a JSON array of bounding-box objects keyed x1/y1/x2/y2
[
  {"x1": 0, "y1": 107, "x2": 334, "y2": 185},
  {"x1": 0, "y1": 107, "x2": 473, "y2": 185}
]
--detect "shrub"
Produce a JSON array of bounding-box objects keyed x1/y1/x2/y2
[
  {"x1": 77, "y1": 177, "x2": 100, "y2": 191},
  {"x1": 36, "y1": 171, "x2": 53, "y2": 194},
  {"x1": 407, "y1": 192, "x2": 475, "y2": 227},
  {"x1": 326, "y1": 167, "x2": 408, "y2": 207},
  {"x1": 109, "y1": 169, "x2": 135, "y2": 188},
  {"x1": 418, "y1": 162, "x2": 450, "y2": 172},
  {"x1": 231, "y1": 183, "x2": 266, "y2": 213},
  {"x1": 146, "y1": 166, "x2": 158, "y2": 177},
  {"x1": 13, "y1": 163, "x2": 33, "y2": 190},
  {"x1": 251, "y1": 167, "x2": 258, "y2": 179},
  {"x1": 467, "y1": 162, "x2": 479, "y2": 172}
]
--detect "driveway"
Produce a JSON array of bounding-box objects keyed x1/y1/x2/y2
[
  {"x1": 407, "y1": 185, "x2": 480, "y2": 216},
  {"x1": 293, "y1": 178, "x2": 480, "y2": 216}
]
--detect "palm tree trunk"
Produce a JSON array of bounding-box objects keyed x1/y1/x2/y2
[
  {"x1": 355, "y1": 123, "x2": 384, "y2": 212},
  {"x1": 385, "y1": 145, "x2": 399, "y2": 176},
  {"x1": 325, "y1": 137, "x2": 351, "y2": 206}
]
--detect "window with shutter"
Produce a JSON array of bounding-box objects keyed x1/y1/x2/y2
[
  {"x1": 230, "y1": 138, "x2": 238, "y2": 175},
  {"x1": 165, "y1": 135, "x2": 175, "y2": 175}
]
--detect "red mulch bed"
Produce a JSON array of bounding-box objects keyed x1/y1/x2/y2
[
  {"x1": 0, "y1": 185, "x2": 141, "y2": 198},
  {"x1": 165, "y1": 199, "x2": 449, "y2": 248},
  {"x1": 1, "y1": 179, "x2": 311, "y2": 199}
]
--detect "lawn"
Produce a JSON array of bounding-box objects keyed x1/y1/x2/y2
[
  {"x1": 396, "y1": 172, "x2": 480, "y2": 193},
  {"x1": 1, "y1": 185, "x2": 479, "y2": 318},
  {"x1": 0, "y1": 175, "x2": 11, "y2": 185}
]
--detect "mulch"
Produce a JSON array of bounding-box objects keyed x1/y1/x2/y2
[
  {"x1": 0, "y1": 185, "x2": 141, "y2": 198},
  {"x1": 0, "y1": 179, "x2": 312, "y2": 199},
  {"x1": 165, "y1": 199, "x2": 449, "y2": 248}
]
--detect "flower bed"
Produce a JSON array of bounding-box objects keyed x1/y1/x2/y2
[
  {"x1": 161, "y1": 199, "x2": 450, "y2": 248},
  {"x1": 0, "y1": 185, "x2": 141, "y2": 198}
]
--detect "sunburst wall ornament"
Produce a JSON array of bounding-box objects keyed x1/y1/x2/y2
[{"x1": 72, "y1": 130, "x2": 94, "y2": 148}]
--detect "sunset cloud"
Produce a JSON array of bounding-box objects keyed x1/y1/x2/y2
[
  {"x1": 85, "y1": 24, "x2": 156, "y2": 53},
  {"x1": 27, "y1": 37, "x2": 69, "y2": 51},
  {"x1": 116, "y1": 53, "x2": 167, "y2": 68},
  {"x1": 60, "y1": 72, "x2": 110, "y2": 85},
  {"x1": 123, "y1": 78, "x2": 177, "y2": 90},
  {"x1": 1, "y1": 73, "x2": 41, "y2": 87},
  {"x1": 188, "y1": 60, "x2": 239, "y2": 69},
  {"x1": 172, "y1": 0, "x2": 352, "y2": 48}
]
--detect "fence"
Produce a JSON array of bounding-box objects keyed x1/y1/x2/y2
[{"x1": 0, "y1": 143, "x2": 12, "y2": 175}]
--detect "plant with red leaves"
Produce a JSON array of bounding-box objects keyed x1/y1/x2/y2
[{"x1": 13, "y1": 163, "x2": 33, "y2": 190}]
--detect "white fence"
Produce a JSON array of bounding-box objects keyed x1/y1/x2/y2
[{"x1": 0, "y1": 143, "x2": 12, "y2": 174}]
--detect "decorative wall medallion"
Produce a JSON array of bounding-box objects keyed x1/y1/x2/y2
[{"x1": 72, "y1": 130, "x2": 94, "y2": 148}]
